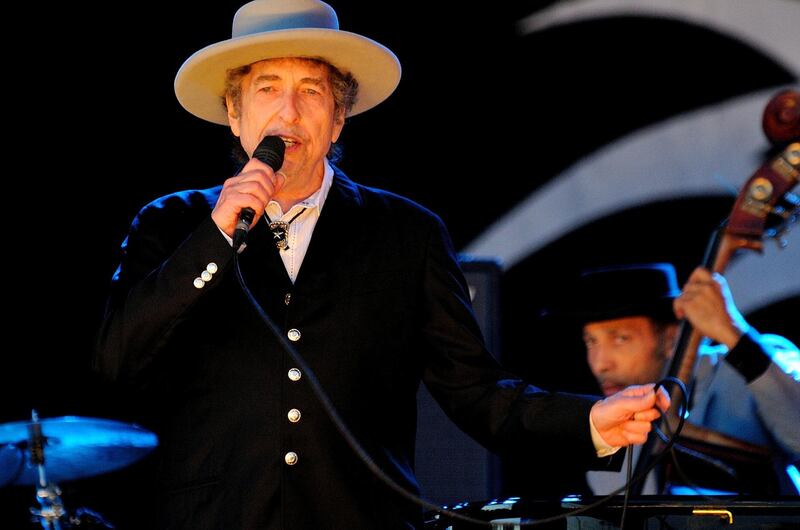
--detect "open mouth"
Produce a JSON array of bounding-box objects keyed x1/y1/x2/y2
[{"x1": 280, "y1": 136, "x2": 300, "y2": 149}]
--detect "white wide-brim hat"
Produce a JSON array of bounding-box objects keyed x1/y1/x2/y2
[{"x1": 175, "y1": 0, "x2": 401, "y2": 125}]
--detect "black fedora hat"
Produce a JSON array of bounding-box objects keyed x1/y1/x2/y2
[{"x1": 559, "y1": 263, "x2": 681, "y2": 324}]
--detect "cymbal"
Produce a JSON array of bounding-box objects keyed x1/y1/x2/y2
[{"x1": 0, "y1": 416, "x2": 158, "y2": 486}]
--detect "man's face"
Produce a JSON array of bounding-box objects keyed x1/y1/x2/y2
[
  {"x1": 227, "y1": 58, "x2": 344, "y2": 192},
  {"x1": 583, "y1": 316, "x2": 673, "y2": 396}
]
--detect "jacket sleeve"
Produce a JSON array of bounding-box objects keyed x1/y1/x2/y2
[
  {"x1": 418, "y1": 213, "x2": 607, "y2": 468},
  {"x1": 726, "y1": 330, "x2": 800, "y2": 457},
  {"x1": 93, "y1": 196, "x2": 233, "y2": 385}
]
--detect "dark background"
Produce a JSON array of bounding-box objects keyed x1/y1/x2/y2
[{"x1": 2, "y1": 1, "x2": 797, "y2": 526}]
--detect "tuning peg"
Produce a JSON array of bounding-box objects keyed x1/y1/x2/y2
[
  {"x1": 771, "y1": 219, "x2": 794, "y2": 249},
  {"x1": 770, "y1": 192, "x2": 799, "y2": 221}
]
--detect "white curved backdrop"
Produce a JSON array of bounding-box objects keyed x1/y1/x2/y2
[{"x1": 467, "y1": 0, "x2": 800, "y2": 313}]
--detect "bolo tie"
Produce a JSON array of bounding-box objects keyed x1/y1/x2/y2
[{"x1": 264, "y1": 208, "x2": 307, "y2": 250}]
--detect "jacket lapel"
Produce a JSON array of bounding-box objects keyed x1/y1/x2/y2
[
  {"x1": 293, "y1": 170, "x2": 362, "y2": 294},
  {"x1": 237, "y1": 215, "x2": 293, "y2": 310}
]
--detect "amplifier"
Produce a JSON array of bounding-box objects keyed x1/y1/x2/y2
[{"x1": 415, "y1": 255, "x2": 503, "y2": 505}]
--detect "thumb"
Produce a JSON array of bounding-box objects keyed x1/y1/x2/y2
[
  {"x1": 618, "y1": 383, "x2": 656, "y2": 398},
  {"x1": 613, "y1": 384, "x2": 657, "y2": 412},
  {"x1": 276, "y1": 170, "x2": 288, "y2": 191}
]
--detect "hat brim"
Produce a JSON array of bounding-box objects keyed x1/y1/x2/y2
[{"x1": 174, "y1": 28, "x2": 401, "y2": 125}]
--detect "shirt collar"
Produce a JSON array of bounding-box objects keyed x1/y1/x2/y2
[{"x1": 266, "y1": 159, "x2": 334, "y2": 219}]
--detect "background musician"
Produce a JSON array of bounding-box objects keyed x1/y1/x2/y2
[{"x1": 572, "y1": 263, "x2": 800, "y2": 495}]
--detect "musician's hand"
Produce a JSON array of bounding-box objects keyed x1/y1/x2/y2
[
  {"x1": 673, "y1": 267, "x2": 749, "y2": 349},
  {"x1": 212, "y1": 158, "x2": 286, "y2": 237},
  {"x1": 590, "y1": 384, "x2": 670, "y2": 447}
]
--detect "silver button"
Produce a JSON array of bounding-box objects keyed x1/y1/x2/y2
[
  {"x1": 284, "y1": 293, "x2": 292, "y2": 305},
  {"x1": 287, "y1": 409, "x2": 301, "y2": 423},
  {"x1": 206, "y1": 262, "x2": 218, "y2": 274},
  {"x1": 284, "y1": 451, "x2": 298, "y2": 465},
  {"x1": 287, "y1": 329, "x2": 301, "y2": 342},
  {"x1": 193, "y1": 278, "x2": 205, "y2": 289},
  {"x1": 288, "y1": 368, "x2": 301, "y2": 381},
  {"x1": 200, "y1": 270, "x2": 213, "y2": 282}
]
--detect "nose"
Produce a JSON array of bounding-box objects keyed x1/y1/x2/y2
[
  {"x1": 588, "y1": 342, "x2": 614, "y2": 375},
  {"x1": 277, "y1": 91, "x2": 300, "y2": 123}
]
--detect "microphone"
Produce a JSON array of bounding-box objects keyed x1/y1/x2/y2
[{"x1": 232, "y1": 135, "x2": 286, "y2": 250}]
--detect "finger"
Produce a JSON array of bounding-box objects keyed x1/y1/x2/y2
[
  {"x1": 633, "y1": 408, "x2": 661, "y2": 422},
  {"x1": 622, "y1": 420, "x2": 653, "y2": 435},
  {"x1": 228, "y1": 180, "x2": 275, "y2": 206},
  {"x1": 219, "y1": 193, "x2": 269, "y2": 218},
  {"x1": 656, "y1": 387, "x2": 671, "y2": 413},
  {"x1": 622, "y1": 431, "x2": 650, "y2": 445},
  {"x1": 217, "y1": 191, "x2": 268, "y2": 222},
  {"x1": 673, "y1": 298, "x2": 685, "y2": 319},
  {"x1": 619, "y1": 383, "x2": 655, "y2": 397},
  {"x1": 243, "y1": 159, "x2": 284, "y2": 193},
  {"x1": 688, "y1": 267, "x2": 712, "y2": 283},
  {"x1": 218, "y1": 178, "x2": 275, "y2": 210},
  {"x1": 682, "y1": 267, "x2": 715, "y2": 293},
  {"x1": 619, "y1": 384, "x2": 658, "y2": 405},
  {"x1": 678, "y1": 284, "x2": 709, "y2": 301},
  {"x1": 276, "y1": 170, "x2": 288, "y2": 186},
  {"x1": 212, "y1": 191, "x2": 269, "y2": 235},
  {"x1": 686, "y1": 283, "x2": 717, "y2": 297},
  {"x1": 242, "y1": 156, "x2": 278, "y2": 175},
  {"x1": 614, "y1": 393, "x2": 658, "y2": 418},
  {"x1": 274, "y1": 171, "x2": 286, "y2": 195},
  {"x1": 236, "y1": 168, "x2": 279, "y2": 191}
]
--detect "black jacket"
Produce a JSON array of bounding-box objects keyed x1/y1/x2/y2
[{"x1": 95, "y1": 168, "x2": 601, "y2": 529}]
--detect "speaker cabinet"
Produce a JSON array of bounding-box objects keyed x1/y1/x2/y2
[{"x1": 415, "y1": 255, "x2": 502, "y2": 505}]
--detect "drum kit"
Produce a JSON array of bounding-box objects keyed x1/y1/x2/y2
[{"x1": 0, "y1": 410, "x2": 158, "y2": 529}]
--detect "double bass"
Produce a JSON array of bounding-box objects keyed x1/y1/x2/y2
[{"x1": 631, "y1": 89, "x2": 800, "y2": 495}]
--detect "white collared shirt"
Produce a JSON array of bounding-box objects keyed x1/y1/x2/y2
[
  {"x1": 263, "y1": 161, "x2": 334, "y2": 282},
  {"x1": 220, "y1": 160, "x2": 334, "y2": 283}
]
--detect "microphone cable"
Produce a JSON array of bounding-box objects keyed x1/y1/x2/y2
[
  {"x1": 233, "y1": 251, "x2": 495, "y2": 527},
  {"x1": 656, "y1": 409, "x2": 743, "y2": 501},
  {"x1": 534, "y1": 377, "x2": 688, "y2": 529},
  {"x1": 235, "y1": 250, "x2": 691, "y2": 527}
]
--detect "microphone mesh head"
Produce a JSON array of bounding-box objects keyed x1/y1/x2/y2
[{"x1": 252, "y1": 136, "x2": 286, "y2": 170}]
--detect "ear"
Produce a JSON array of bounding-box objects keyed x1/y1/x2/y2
[
  {"x1": 225, "y1": 95, "x2": 241, "y2": 137},
  {"x1": 664, "y1": 323, "x2": 679, "y2": 359},
  {"x1": 331, "y1": 109, "x2": 345, "y2": 143}
]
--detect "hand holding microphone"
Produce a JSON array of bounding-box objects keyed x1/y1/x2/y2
[{"x1": 211, "y1": 136, "x2": 286, "y2": 250}]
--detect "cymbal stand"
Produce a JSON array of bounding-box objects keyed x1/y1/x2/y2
[{"x1": 27, "y1": 410, "x2": 66, "y2": 530}]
